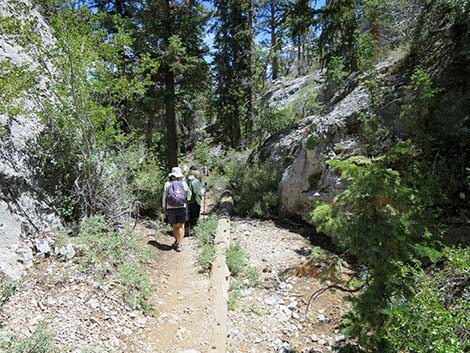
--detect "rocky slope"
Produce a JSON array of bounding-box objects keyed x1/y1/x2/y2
[
  {"x1": 0, "y1": 0, "x2": 60, "y2": 278},
  {"x1": 259, "y1": 3, "x2": 470, "y2": 231}
]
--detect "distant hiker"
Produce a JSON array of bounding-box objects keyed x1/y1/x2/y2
[
  {"x1": 162, "y1": 167, "x2": 191, "y2": 252},
  {"x1": 187, "y1": 166, "x2": 203, "y2": 231}
]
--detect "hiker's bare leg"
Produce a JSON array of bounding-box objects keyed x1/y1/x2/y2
[{"x1": 173, "y1": 223, "x2": 185, "y2": 244}]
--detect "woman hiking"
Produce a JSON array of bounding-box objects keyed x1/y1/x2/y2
[{"x1": 162, "y1": 167, "x2": 191, "y2": 252}]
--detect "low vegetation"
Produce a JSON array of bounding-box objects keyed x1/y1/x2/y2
[
  {"x1": 0, "y1": 278, "x2": 22, "y2": 311},
  {"x1": 73, "y1": 215, "x2": 155, "y2": 312},
  {"x1": 193, "y1": 215, "x2": 219, "y2": 269},
  {"x1": 226, "y1": 242, "x2": 262, "y2": 310},
  {"x1": 0, "y1": 322, "x2": 55, "y2": 353}
]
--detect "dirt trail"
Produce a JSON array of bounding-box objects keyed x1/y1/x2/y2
[
  {"x1": 139, "y1": 216, "x2": 351, "y2": 353},
  {"x1": 138, "y1": 226, "x2": 215, "y2": 353}
]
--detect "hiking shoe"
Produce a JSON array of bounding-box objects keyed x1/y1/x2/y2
[{"x1": 174, "y1": 243, "x2": 183, "y2": 252}]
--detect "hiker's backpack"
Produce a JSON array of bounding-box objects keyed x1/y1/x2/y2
[{"x1": 167, "y1": 181, "x2": 186, "y2": 207}]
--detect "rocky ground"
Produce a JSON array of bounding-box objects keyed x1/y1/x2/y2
[
  {"x1": 227, "y1": 218, "x2": 352, "y2": 353},
  {"x1": 0, "y1": 223, "x2": 213, "y2": 353},
  {"x1": 0, "y1": 217, "x2": 352, "y2": 353}
]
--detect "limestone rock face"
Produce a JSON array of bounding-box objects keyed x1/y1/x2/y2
[
  {"x1": 265, "y1": 72, "x2": 322, "y2": 108},
  {"x1": 0, "y1": 0, "x2": 60, "y2": 278},
  {"x1": 257, "y1": 65, "x2": 391, "y2": 222},
  {"x1": 276, "y1": 85, "x2": 368, "y2": 223}
]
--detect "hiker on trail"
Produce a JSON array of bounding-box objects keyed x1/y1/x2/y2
[
  {"x1": 162, "y1": 167, "x2": 191, "y2": 252},
  {"x1": 187, "y1": 166, "x2": 203, "y2": 230}
]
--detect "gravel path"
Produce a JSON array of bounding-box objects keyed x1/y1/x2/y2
[{"x1": 227, "y1": 218, "x2": 351, "y2": 353}]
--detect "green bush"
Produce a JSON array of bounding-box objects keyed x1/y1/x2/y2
[
  {"x1": 244, "y1": 267, "x2": 261, "y2": 288},
  {"x1": 73, "y1": 215, "x2": 155, "y2": 311},
  {"x1": 118, "y1": 264, "x2": 153, "y2": 312},
  {"x1": 385, "y1": 273, "x2": 465, "y2": 353},
  {"x1": 228, "y1": 278, "x2": 241, "y2": 311},
  {"x1": 0, "y1": 278, "x2": 23, "y2": 310},
  {"x1": 1, "y1": 322, "x2": 55, "y2": 353},
  {"x1": 312, "y1": 144, "x2": 444, "y2": 351},
  {"x1": 193, "y1": 215, "x2": 219, "y2": 269},
  {"x1": 226, "y1": 242, "x2": 246, "y2": 276},
  {"x1": 226, "y1": 158, "x2": 282, "y2": 217},
  {"x1": 131, "y1": 156, "x2": 166, "y2": 213}
]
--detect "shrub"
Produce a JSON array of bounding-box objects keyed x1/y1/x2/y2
[
  {"x1": 226, "y1": 242, "x2": 246, "y2": 276},
  {"x1": 0, "y1": 278, "x2": 23, "y2": 310},
  {"x1": 226, "y1": 158, "x2": 282, "y2": 217},
  {"x1": 244, "y1": 267, "x2": 261, "y2": 288},
  {"x1": 1, "y1": 322, "x2": 55, "y2": 353},
  {"x1": 193, "y1": 215, "x2": 218, "y2": 269},
  {"x1": 312, "y1": 144, "x2": 444, "y2": 351},
  {"x1": 73, "y1": 215, "x2": 155, "y2": 311},
  {"x1": 228, "y1": 278, "x2": 241, "y2": 311},
  {"x1": 118, "y1": 264, "x2": 153, "y2": 313},
  {"x1": 131, "y1": 156, "x2": 166, "y2": 214}
]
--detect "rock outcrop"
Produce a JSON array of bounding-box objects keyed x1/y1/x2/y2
[
  {"x1": 0, "y1": 0, "x2": 60, "y2": 278},
  {"x1": 258, "y1": 61, "x2": 402, "y2": 223}
]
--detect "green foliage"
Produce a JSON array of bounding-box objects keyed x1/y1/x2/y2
[
  {"x1": 325, "y1": 56, "x2": 349, "y2": 83},
  {"x1": 385, "y1": 272, "x2": 465, "y2": 353},
  {"x1": 193, "y1": 215, "x2": 219, "y2": 269},
  {"x1": 0, "y1": 279, "x2": 23, "y2": 310},
  {"x1": 306, "y1": 132, "x2": 319, "y2": 150},
  {"x1": 131, "y1": 155, "x2": 166, "y2": 213},
  {"x1": 228, "y1": 278, "x2": 241, "y2": 311},
  {"x1": 193, "y1": 140, "x2": 211, "y2": 167},
  {"x1": 244, "y1": 267, "x2": 261, "y2": 288},
  {"x1": 312, "y1": 144, "x2": 444, "y2": 351},
  {"x1": 309, "y1": 246, "x2": 328, "y2": 260},
  {"x1": 73, "y1": 215, "x2": 155, "y2": 311},
  {"x1": 400, "y1": 68, "x2": 443, "y2": 144},
  {"x1": 117, "y1": 264, "x2": 153, "y2": 312},
  {"x1": 384, "y1": 247, "x2": 470, "y2": 353},
  {"x1": 1, "y1": 322, "x2": 56, "y2": 353},
  {"x1": 226, "y1": 242, "x2": 246, "y2": 276},
  {"x1": 225, "y1": 158, "x2": 282, "y2": 217},
  {"x1": 1, "y1": 2, "x2": 160, "y2": 222}
]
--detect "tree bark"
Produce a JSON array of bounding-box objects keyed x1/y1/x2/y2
[
  {"x1": 164, "y1": 64, "x2": 178, "y2": 168},
  {"x1": 245, "y1": 0, "x2": 254, "y2": 135},
  {"x1": 270, "y1": 0, "x2": 279, "y2": 81}
]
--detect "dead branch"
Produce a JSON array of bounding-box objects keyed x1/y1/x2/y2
[{"x1": 305, "y1": 284, "x2": 365, "y2": 316}]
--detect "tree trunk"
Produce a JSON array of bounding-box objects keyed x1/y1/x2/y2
[
  {"x1": 245, "y1": 0, "x2": 254, "y2": 135},
  {"x1": 161, "y1": 0, "x2": 178, "y2": 168},
  {"x1": 164, "y1": 64, "x2": 178, "y2": 168},
  {"x1": 270, "y1": 1, "x2": 279, "y2": 81},
  {"x1": 145, "y1": 116, "x2": 154, "y2": 148}
]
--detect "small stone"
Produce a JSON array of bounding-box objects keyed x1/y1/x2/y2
[
  {"x1": 317, "y1": 314, "x2": 331, "y2": 323},
  {"x1": 288, "y1": 300, "x2": 298, "y2": 310},
  {"x1": 311, "y1": 334, "x2": 319, "y2": 342},
  {"x1": 335, "y1": 334, "x2": 346, "y2": 342}
]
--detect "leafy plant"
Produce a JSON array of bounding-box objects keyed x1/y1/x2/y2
[
  {"x1": 226, "y1": 242, "x2": 246, "y2": 276},
  {"x1": 193, "y1": 215, "x2": 218, "y2": 269},
  {"x1": 118, "y1": 264, "x2": 153, "y2": 312},
  {"x1": 312, "y1": 144, "x2": 443, "y2": 351},
  {"x1": 73, "y1": 215, "x2": 155, "y2": 311},
  {"x1": 226, "y1": 158, "x2": 282, "y2": 217},
  {"x1": 228, "y1": 278, "x2": 241, "y2": 311},
  {"x1": 1, "y1": 322, "x2": 56, "y2": 353},
  {"x1": 244, "y1": 267, "x2": 261, "y2": 288},
  {"x1": 0, "y1": 278, "x2": 23, "y2": 310}
]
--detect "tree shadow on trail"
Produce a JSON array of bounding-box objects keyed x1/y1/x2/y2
[{"x1": 147, "y1": 240, "x2": 174, "y2": 252}]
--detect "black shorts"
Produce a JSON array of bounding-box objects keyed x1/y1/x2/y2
[{"x1": 167, "y1": 207, "x2": 188, "y2": 225}]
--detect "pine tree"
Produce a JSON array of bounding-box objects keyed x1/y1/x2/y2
[{"x1": 213, "y1": 0, "x2": 254, "y2": 148}]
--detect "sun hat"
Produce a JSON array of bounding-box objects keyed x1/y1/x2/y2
[{"x1": 169, "y1": 167, "x2": 184, "y2": 179}]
